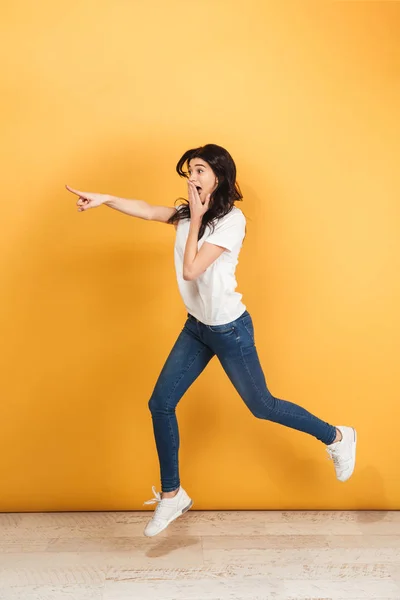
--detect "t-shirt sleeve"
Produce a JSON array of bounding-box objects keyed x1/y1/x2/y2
[{"x1": 205, "y1": 211, "x2": 246, "y2": 252}]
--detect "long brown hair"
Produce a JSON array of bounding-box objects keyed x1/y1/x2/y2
[{"x1": 168, "y1": 143, "x2": 244, "y2": 240}]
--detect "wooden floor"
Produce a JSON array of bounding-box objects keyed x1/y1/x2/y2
[{"x1": 0, "y1": 510, "x2": 399, "y2": 599}]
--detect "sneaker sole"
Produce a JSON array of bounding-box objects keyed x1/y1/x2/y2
[
  {"x1": 340, "y1": 428, "x2": 357, "y2": 482},
  {"x1": 144, "y1": 499, "x2": 193, "y2": 537}
]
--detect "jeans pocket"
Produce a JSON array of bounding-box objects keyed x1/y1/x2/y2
[{"x1": 208, "y1": 323, "x2": 235, "y2": 333}]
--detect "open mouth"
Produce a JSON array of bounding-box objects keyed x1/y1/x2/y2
[{"x1": 196, "y1": 186, "x2": 202, "y2": 194}]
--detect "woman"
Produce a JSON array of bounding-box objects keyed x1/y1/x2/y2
[{"x1": 66, "y1": 143, "x2": 357, "y2": 538}]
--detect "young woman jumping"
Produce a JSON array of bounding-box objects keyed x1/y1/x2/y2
[{"x1": 66, "y1": 143, "x2": 357, "y2": 537}]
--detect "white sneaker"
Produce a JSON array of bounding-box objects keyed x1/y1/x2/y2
[
  {"x1": 326, "y1": 426, "x2": 357, "y2": 482},
  {"x1": 143, "y1": 485, "x2": 193, "y2": 537}
]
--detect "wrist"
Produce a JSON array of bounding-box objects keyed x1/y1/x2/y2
[
  {"x1": 190, "y1": 215, "x2": 202, "y2": 226},
  {"x1": 104, "y1": 194, "x2": 114, "y2": 206}
]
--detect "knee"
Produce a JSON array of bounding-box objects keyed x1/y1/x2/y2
[
  {"x1": 249, "y1": 395, "x2": 277, "y2": 419},
  {"x1": 148, "y1": 395, "x2": 157, "y2": 414},
  {"x1": 148, "y1": 394, "x2": 171, "y2": 415},
  {"x1": 252, "y1": 409, "x2": 267, "y2": 420}
]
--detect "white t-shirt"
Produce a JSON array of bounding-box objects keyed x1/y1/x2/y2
[{"x1": 174, "y1": 205, "x2": 247, "y2": 326}]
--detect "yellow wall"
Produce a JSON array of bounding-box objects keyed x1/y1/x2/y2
[{"x1": 1, "y1": 1, "x2": 399, "y2": 511}]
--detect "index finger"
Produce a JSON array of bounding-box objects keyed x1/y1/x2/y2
[{"x1": 65, "y1": 185, "x2": 83, "y2": 196}]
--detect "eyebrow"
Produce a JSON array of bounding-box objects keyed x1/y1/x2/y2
[{"x1": 188, "y1": 164, "x2": 206, "y2": 169}]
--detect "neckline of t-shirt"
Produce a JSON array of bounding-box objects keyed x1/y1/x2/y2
[
  {"x1": 180, "y1": 205, "x2": 241, "y2": 217},
  {"x1": 176, "y1": 204, "x2": 242, "y2": 231}
]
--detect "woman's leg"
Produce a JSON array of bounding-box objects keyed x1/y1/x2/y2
[
  {"x1": 208, "y1": 312, "x2": 337, "y2": 445},
  {"x1": 148, "y1": 315, "x2": 215, "y2": 493}
]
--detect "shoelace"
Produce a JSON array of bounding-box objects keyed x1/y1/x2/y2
[
  {"x1": 143, "y1": 485, "x2": 162, "y2": 506},
  {"x1": 326, "y1": 446, "x2": 351, "y2": 468},
  {"x1": 143, "y1": 485, "x2": 174, "y2": 521},
  {"x1": 326, "y1": 447, "x2": 341, "y2": 466}
]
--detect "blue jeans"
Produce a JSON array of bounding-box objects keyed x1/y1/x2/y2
[{"x1": 148, "y1": 310, "x2": 337, "y2": 492}]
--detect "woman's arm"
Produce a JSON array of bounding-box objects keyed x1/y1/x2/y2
[
  {"x1": 105, "y1": 197, "x2": 178, "y2": 223},
  {"x1": 104, "y1": 195, "x2": 152, "y2": 219},
  {"x1": 66, "y1": 185, "x2": 177, "y2": 223},
  {"x1": 183, "y1": 216, "x2": 225, "y2": 280}
]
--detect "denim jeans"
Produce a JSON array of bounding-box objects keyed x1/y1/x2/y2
[{"x1": 148, "y1": 310, "x2": 337, "y2": 492}]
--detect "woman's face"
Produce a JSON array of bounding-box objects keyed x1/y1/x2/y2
[{"x1": 188, "y1": 158, "x2": 218, "y2": 205}]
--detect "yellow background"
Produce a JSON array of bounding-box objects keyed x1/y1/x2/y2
[{"x1": 1, "y1": 1, "x2": 399, "y2": 511}]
